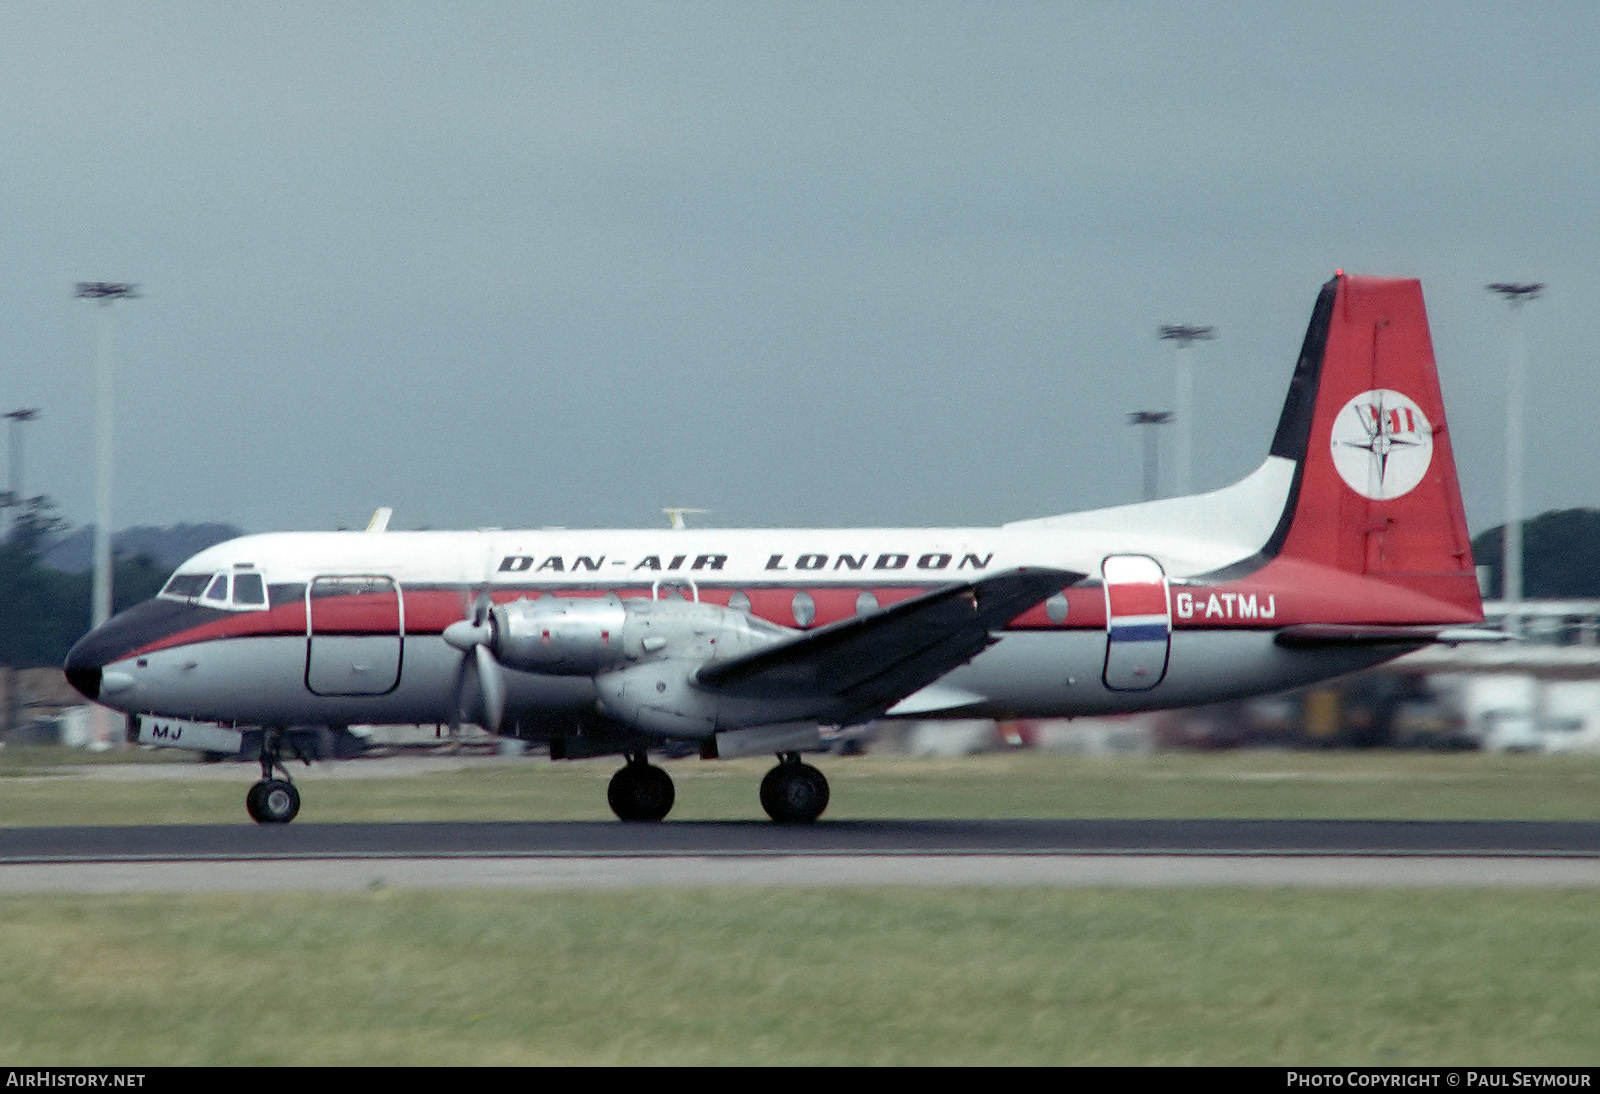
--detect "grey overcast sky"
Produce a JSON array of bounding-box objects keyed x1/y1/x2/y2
[{"x1": 2, "y1": 2, "x2": 1596, "y2": 536}]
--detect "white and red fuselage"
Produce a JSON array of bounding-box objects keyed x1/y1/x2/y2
[{"x1": 65, "y1": 274, "x2": 1485, "y2": 753}]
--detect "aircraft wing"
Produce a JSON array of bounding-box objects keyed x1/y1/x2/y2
[{"x1": 694, "y1": 567, "x2": 1081, "y2": 718}]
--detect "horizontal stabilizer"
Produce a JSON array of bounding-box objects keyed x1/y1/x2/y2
[
  {"x1": 885, "y1": 683, "x2": 990, "y2": 716},
  {"x1": 1275, "y1": 623, "x2": 1512, "y2": 648}
]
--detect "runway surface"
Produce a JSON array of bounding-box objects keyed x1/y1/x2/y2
[{"x1": 4, "y1": 819, "x2": 1600, "y2": 891}]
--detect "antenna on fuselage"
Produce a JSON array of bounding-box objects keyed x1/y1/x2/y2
[
  {"x1": 662, "y1": 507, "x2": 706, "y2": 530},
  {"x1": 366, "y1": 507, "x2": 393, "y2": 533}
]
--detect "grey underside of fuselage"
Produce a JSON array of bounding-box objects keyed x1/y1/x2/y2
[
  {"x1": 108, "y1": 636, "x2": 594, "y2": 728},
  {"x1": 934, "y1": 631, "x2": 1407, "y2": 718},
  {"x1": 104, "y1": 631, "x2": 1408, "y2": 733}
]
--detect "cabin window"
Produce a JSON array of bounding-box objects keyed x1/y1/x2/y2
[
  {"x1": 791, "y1": 591, "x2": 816, "y2": 628},
  {"x1": 855, "y1": 591, "x2": 879, "y2": 615},
  {"x1": 727, "y1": 591, "x2": 751, "y2": 614},
  {"x1": 1045, "y1": 594, "x2": 1070, "y2": 624}
]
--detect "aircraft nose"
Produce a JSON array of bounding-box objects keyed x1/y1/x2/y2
[
  {"x1": 63, "y1": 597, "x2": 195, "y2": 705},
  {"x1": 64, "y1": 644, "x2": 103, "y2": 702}
]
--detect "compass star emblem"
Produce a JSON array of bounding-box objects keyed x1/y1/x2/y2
[{"x1": 1329, "y1": 389, "x2": 1434, "y2": 500}]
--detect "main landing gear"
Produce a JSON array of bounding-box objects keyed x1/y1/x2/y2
[
  {"x1": 245, "y1": 728, "x2": 308, "y2": 825},
  {"x1": 760, "y1": 753, "x2": 830, "y2": 824},
  {"x1": 604, "y1": 751, "x2": 832, "y2": 824},
  {"x1": 608, "y1": 753, "x2": 675, "y2": 822}
]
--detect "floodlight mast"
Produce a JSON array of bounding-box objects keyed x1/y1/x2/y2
[
  {"x1": 1, "y1": 406, "x2": 39, "y2": 742},
  {"x1": 1126, "y1": 410, "x2": 1173, "y2": 501},
  {"x1": 1486, "y1": 282, "x2": 1544, "y2": 639},
  {"x1": 74, "y1": 282, "x2": 139, "y2": 636},
  {"x1": 1159, "y1": 324, "x2": 1215, "y2": 496},
  {"x1": 75, "y1": 282, "x2": 139, "y2": 751},
  {"x1": 4, "y1": 408, "x2": 40, "y2": 522}
]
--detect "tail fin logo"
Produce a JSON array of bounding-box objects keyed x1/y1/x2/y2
[{"x1": 1329, "y1": 389, "x2": 1434, "y2": 501}]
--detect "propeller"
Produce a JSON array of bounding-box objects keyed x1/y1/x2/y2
[{"x1": 444, "y1": 591, "x2": 507, "y2": 735}]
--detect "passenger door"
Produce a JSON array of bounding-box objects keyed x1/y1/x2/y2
[
  {"x1": 1101, "y1": 555, "x2": 1171, "y2": 691},
  {"x1": 305, "y1": 575, "x2": 404, "y2": 696}
]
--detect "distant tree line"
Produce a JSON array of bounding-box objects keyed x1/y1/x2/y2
[{"x1": 0, "y1": 499, "x2": 171, "y2": 670}]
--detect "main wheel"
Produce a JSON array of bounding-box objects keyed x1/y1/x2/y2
[
  {"x1": 607, "y1": 762, "x2": 675, "y2": 822},
  {"x1": 760, "y1": 761, "x2": 829, "y2": 824},
  {"x1": 246, "y1": 778, "x2": 301, "y2": 824}
]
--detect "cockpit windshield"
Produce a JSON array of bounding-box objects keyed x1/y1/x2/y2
[{"x1": 159, "y1": 568, "x2": 270, "y2": 611}]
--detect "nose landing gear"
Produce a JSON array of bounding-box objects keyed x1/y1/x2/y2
[
  {"x1": 246, "y1": 728, "x2": 309, "y2": 824},
  {"x1": 246, "y1": 778, "x2": 300, "y2": 824}
]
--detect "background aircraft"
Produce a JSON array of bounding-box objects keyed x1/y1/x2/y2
[{"x1": 66, "y1": 273, "x2": 1487, "y2": 825}]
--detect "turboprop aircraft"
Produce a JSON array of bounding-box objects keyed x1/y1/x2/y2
[{"x1": 65, "y1": 273, "x2": 1490, "y2": 825}]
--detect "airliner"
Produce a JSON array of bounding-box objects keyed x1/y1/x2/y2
[{"x1": 65, "y1": 273, "x2": 1489, "y2": 825}]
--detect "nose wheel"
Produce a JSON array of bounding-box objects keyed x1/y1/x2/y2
[
  {"x1": 246, "y1": 778, "x2": 301, "y2": 824},
  {"x1": 608, "y1": 754, "x2": 675, "y2": 822},
  {"x1": 246, "y1": 728, "x2": 309, "y2": 825},
  {"x1": 760, "y1": 754, "x2": 829, "y2": 824}
]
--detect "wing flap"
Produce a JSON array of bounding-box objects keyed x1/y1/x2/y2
[{"x1": 695, "y1": 567, "x2": 1080, "y2": 715}]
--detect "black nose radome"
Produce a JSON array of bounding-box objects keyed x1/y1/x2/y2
[
  {"x1": 65, "y1": 662, "x2": 101, "y2": 702},
  {"x1": 64, "y1": 597, "x2": 211, "y2": 703}
]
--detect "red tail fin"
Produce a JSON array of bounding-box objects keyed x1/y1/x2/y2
[{"x1": 1266, "y1": 274, "x2": 1480, "y2": 619}]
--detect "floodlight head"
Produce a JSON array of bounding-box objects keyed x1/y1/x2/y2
[
  {"x1": 1487, "y1": 282, "x2": 1544, "y2": 305},
  {"x1": 74, "y1": 282, "x2": 141, "y2": 302},
  {"x1": 1127, "y1": 410, "x2": 1173, "y2": 426},
  {"x1": 1159, "y1": 324, "x2": 1216, "y2": 345}
]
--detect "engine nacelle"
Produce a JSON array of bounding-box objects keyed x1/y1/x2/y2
[
  {"x1": 488, "y1": 595, "x2": 785, "y2": 677},
  {"x1": 594, "y1": 659, "x2": 720, "y2": 738},
  {"x1": 490, "y1": 596, "x2": 629, "y2": 674}
]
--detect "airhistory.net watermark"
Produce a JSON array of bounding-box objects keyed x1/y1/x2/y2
[{"x1": 4, "y1": 1074, "x2": 145, "y2": 1088}]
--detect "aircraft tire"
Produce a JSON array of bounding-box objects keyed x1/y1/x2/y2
[
  {"x1": 246, "y1": 779, "x2": 301, "y2": 825},
  {"x1": 607, "y1": 762, "x2": 674, "y2": 822},
  {"x1": 760, "y1": 761, "x2": 829, "y2": 824}
]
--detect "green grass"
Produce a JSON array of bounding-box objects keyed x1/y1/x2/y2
[
  {"x1": 3, "y1": 749, "x2": 1600, "y2": 825},
  {"x1": 0, "y1": 887, "x2": 1595, "y2": 1065}
]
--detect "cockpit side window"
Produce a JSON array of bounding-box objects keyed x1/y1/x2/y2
[
  {"x1": 203, "y1": 575, "x2": 230, "y2": 602},
  {"x1": 233, "y1": 572, "x2": 266, "y2": 606}
]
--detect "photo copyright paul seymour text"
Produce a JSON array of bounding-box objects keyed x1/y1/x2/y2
[{"x1": 1288, "y1": 1074, "x2": 1592, "y2": 1088}]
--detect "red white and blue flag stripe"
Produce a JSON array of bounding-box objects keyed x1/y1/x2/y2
[{"x1": 1102, "y1": 555, "x2": 1171, "y2": 690}]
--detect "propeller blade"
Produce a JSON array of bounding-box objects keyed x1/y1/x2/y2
[
  {"x1": 449, "y1": 646, "x2": 474, "y2": 732},
  {"x1": 446, "y1": 590, "x2": 505, "y2": 734},
  {"x1": 475, "y1": 642, "x2": 506, "y2": 734}
]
